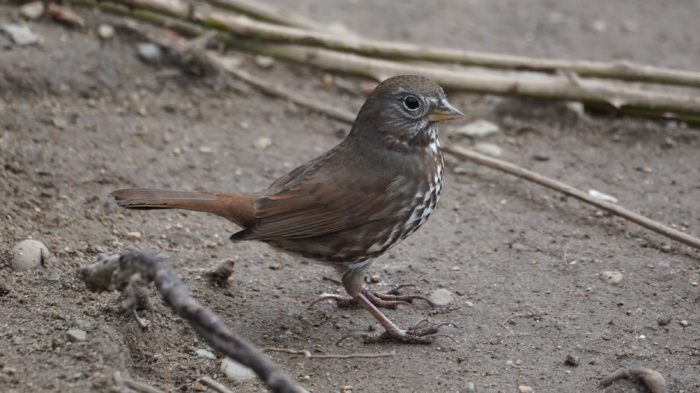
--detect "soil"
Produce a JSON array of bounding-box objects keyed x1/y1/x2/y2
[{"x1": 1, "y1": 1, "x2": 699, "y2": 392}]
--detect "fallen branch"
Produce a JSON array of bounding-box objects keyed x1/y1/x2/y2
[
  {"x1": 78, "y1": 252, "x2": 308, "y2": 393},
  {"x1": 199, "y1": 10, "x2": 700, "y2": 88},
  {"x1": 443, "y1": 145, "x2": 700, "y2": 250},
  {"x1": 263, "y1": 347, "x2": 396, "y2": 359},
  {"x1": 599, "y1": 367, "x2": 666, "y2": 393},
  {"x1": 199, "y1": 376, "x2": 234, "y2": 393},
  {"x1": 114, "y1": 371, "x2": 166, "y2": 393},
  {"x1": 73, "y1": 0, "x2": 700, "y2": 122}
]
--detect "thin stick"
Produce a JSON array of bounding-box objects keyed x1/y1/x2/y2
[
  {"x1": 199, "y1": 10, "x2": 700, "y2": 88},
  {"x1": 201, "y1": 0, "x2": 337, "y2": 32},
  {"x1": 263, "y1": 347, "x2": 396, "y2": 359},
  {"x1": 443, "y1": 145, "x2": 700, "y2": 250},
  {"x1": 78, "y1": 253, "x2": 308, "y2": 393},
  {"x1": 599, "y1": 367, "x2": 666, "y2": 393},
  {"x1": 199, "y1": 376, "x2": 235, "y2": 393}
]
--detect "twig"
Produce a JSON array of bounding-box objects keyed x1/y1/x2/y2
[
  {"x1": 72, "y1": 0, "x2": 700, "y2": 122},
  {"x1": 263, "y1": 347, "x2": 396, "y2": 359},
  {"x1": 199, "y1": 10, "x2": 700, "y2": 88},
  {"x1": 77, "y1": 252, "x2": 308, "y2": 393},
  {"x1": 114, "y1": 371, "x2": 166, "y2": 393},
  {"x1": 199, "y1": 376, "x2": 234, "y2": 393},
  {"x1": 599, "y1": 367, "x2": 666, "y2": 393},
  {"x1": 443, "y1": 145, "x2": 700, "y2": 250}
]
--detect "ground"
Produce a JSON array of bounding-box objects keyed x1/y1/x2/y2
[{"x1": 1, "y1": 1, "x2": 699, "y2": 392}]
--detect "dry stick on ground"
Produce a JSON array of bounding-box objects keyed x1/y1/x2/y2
[
  {"x1": 263, "y1": 347, "x2": 396, "y2": 359},
  {"x1": 77, "y1": 252, "x2": 308, "y2": 393},
  {"x1": 99, "y1": 0, "x2": 700, "y2": 88},
  {"x1": 198, "y1": 10, "x2": 700, "y2": 88},
  {"x1": 77, "y1": 0, "x2": 700, "y2": 122},
  {"x1": 199, "y1": 376, "x2": 235, "y2": 393}
]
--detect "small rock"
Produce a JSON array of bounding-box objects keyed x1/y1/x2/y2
[
  {"x1": 1, "y1": 24, "x2": 40, "y2": 46},
  {"x1": 657, "y1": 317, "x2": 671, "y2": 326},
  {"x1": 52, "y1": 116, "x2": 68, "y2": 130},
  {"x1": 254, "y1": 136, "x2": 272, "y2": 150},
  {"x1": 428, "y1": 288, "x2": 454, "y2": 306},
  {"x1": 221, "y1": 358, "x2": 256, "y2": 383},
  {"x1": 531, "y1": 154, "x2": 550, "y2": 162},
  {"x1": 195, "y1": 348, "x2": 216, "y2": 360},
  {"x1": 679, "y1": 320, "x2": 690, "y2": 327},
  {"x1": 518, "y1": 385, "x2": 534, "y2": 393},
  {"x1": 453, "y1": 120, "x2": 500, "y2": 138},
  {"x1": 590, "y1": 19, "x2": 607, "y2": 33},
  {"x1": 198, "y1": 146, "x2": 213, "y2": 154},
  {"x1": 564, "y1": 354, "x2": 579, "y2": 367},
  {"x1": 67, "y1": 328, "x2": 87, "y2": 342},
  {"x1": 125, "y1": 231, "x2": 142, "y2": 240},
  {"x1": 474, "y1": 142, "x2": 502, "y2": 157},
  {"x1": 463, "y1": 382, "x2": 476, "y2": 392},
  {"x1": 20, "y1": 2, "x2": 45, "y2": 20},
  {"x1": 137, "y1": 43, "x2": 161, "y2": 64},
  {"x1": 97, "y1": 24, "x2": 114, "y2": 39},
  {"x1": 254, "y1": 55, "x2": 274, "y2": 68},
  {"x1": 599, "y1": 270, "x2": 623, "y2": 285},
  {"x1": 368, "y1": 274, "x2": 381, "y2": 283},
  {"x1": 11, "y1": 239, "x2": 51, "y2": 271}
]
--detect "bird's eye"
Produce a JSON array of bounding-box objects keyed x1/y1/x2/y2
[{"x1": 402, "y1": 95, "x2": 421, "y2": 111}]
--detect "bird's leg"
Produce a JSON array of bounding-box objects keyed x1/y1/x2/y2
[
  {"x1": 350, "y1": 291, "x2": 441, "y2": 344},
  {"x1": 336, "y1": 268, "x2": 442, "y2": 344}
]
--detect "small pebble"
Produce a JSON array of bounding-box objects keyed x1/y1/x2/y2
[
  {"x1": 518, "y1": 385, "x2": 534, "y2": 393},
  {"x1": 125, "y1": 231, "x2": 142, "y2": 240},
  {"x1": 452, "y1": 120, "x2": 500, "y2": 138},
  {"x1": 474, "y1": 142, "x2": 502, "y2": 157},
  {"x1": 195, "y1": 348, "x2": 216, "y2": 360},
  {"x1": 67, "y1": 328, "x2": 87, "y2": 342},
  {"x1": 657, "y1": 317, "x2": 671, "y2": 326},
  {"x1": 1, "y1": 24, "x2": 40, "y2": 46},
  {"x1": 368, "y1": 274, "x2": 381, "y2": 283},
  {"x1": 11, "y1": 239, "x2": 51, "y2": 271},
  {"x1": 52, "y1": 116, "x2": 68, "y2": 129},
  {"x1": 428, "y1": 288, "x2": 454, "y2": 306},
  {"x1": 599, "y1": 270, "x2": 623, "y2": 285},
  {"x1": 221, "y1": 358, "x2": 256, "y2": 383},
  {"x1": 565, "y1": 354, "x2": 579, "y2": 367},
  {"x1": 97, "y1": 24, "x2": 114, "y2": 40},
  {"x1": 679, "y1": 320, "x2": 690, "y2": 327},
  {"x1": 254, "y1": 55, "x2": 274, "y2": 68},
  {"x1": 199, "y1": 146, "x2": 213, "y2": 154},
  {"x1": 463, "y1": 382, "x2": 476, "y2": 392},
  {"x1": 588, "y1": 189, "x2": 618, "y2": 203},
  {"x1": 20, "y1": 2, "x2": 44, "y2": 20},
  {"x1": 254, "y1": 137, "x2": 272, "y2": 150},
  {"x1": 137, "y1": 43, "x2": 161, "y2": 64}
]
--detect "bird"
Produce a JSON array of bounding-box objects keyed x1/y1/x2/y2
[{"x1": 111, "y1": 75, "x2": 463, "y2": 343}]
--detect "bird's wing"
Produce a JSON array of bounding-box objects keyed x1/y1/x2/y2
[{"x1": 231, "y1": 171, "x2": 414, "y2": 241}]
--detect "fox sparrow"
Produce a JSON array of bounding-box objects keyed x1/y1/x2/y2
[{"x1": 111, "y1": 75, "x2": 463, "y2": 343}]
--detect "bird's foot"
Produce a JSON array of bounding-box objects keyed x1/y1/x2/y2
[
  {"x1": 343, "y1": 320, "x2": 452, "y2": 344},
  {"x1": 311, "y1": 285, "x2": 433, "y2": 309}
]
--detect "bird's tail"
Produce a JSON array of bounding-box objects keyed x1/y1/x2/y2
[{"x1": 110, "y1": 188, "x2": 256, "y2": 227}]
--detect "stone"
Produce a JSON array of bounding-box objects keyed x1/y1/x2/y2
[
  {"x1": 1, "y1": 24, "x2": 40, "y2": 46},
  {"x1": 221, "y1": 358, "x2": 256, "y2": 383},
  {"x1": 67, "y1": 329, "x2": 87, "y2": 342},
  {"x1": 428, "y1": 288, "x2": 454, "y2": 306},
  {"x1": 474, "y1": 142, "x2": 503, "y2": 157},
  {"x1": 11, "y1": 239, "x2": 51, "y2": 271},
  {"x1": 453, "y1": 120, "x2": 500, "y2": 138},
  {"x1": 599, "y1": 270, "x2": 623, "y2": 285}
]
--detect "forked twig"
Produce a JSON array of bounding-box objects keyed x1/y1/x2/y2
[{"x1": 78, "y1": 252, "x2": 308, "y2": 393}]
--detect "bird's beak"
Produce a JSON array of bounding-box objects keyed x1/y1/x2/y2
[{"x1": 428, "y1": 98, "x2": 464, "y2": 122}]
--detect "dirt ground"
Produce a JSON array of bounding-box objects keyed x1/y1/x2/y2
[{"x1": 1, "y1": 1, "x2": 699, "y2": 392}]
